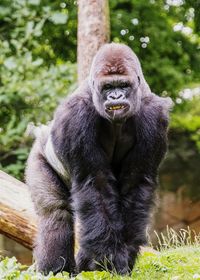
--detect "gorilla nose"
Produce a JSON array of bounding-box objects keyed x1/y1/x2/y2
[{"x1": 108, "y1": 92, "x2": 124, "y2": 100}]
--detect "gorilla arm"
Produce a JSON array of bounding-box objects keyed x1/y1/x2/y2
[
  {"x1": 119, "y1": 94, "x2": 173, "y2": 269},
  {"x1": 25, "y1": 131, "x2": 75, "y2": 275}
]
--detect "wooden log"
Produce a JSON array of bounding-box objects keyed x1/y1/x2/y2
[{"x1": 0, "y1": 170, "x2": 37, "y2": 249}]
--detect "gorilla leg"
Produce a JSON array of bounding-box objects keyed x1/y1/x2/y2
[
  {"x1": 121, "y1": 181, "x2": 156, "y2": 271},
  {"x1": 26, "y1": 143, "x2": 75, "y2": 275},
  {"x1": 72, "y1": 173, "x2": 129, "y2": 274},
  {"x1": 35, "y1": 211, "x2": 74, "y2": 275}
]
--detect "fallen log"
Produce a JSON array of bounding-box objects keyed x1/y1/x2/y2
[{"x1": 0, "y1": 170, "x2": 37, "y2": 249}]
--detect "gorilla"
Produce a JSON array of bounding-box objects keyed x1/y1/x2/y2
[{"x1": 26, "y1": 43, "x2": 172, "y2": 275}]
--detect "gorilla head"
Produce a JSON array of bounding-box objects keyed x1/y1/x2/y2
[{"x1": 89, "y1": 43, "x2": 151, "y2": 121}]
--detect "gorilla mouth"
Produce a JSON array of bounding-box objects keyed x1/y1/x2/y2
[
  {"x1": 105, "y1": 102, "x2": 129, "y2": 112},
  {"x1": 107, "y1": 104, "x2": 126, "y2": 111}
]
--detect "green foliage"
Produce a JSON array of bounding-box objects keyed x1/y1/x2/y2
[
  {"x1": 0, "y1": 0, "x2": 77, "y2": 179},
  {"x1": 171, "y1": 96, "x2": 200, "y2": 150},
  {"x1": 0, "y1": 0, "x2": 77, "y2": 62},
  {"x1": 1, "y1": 245, "x2": 200, "y2": 279},
  {"x1": 0, "y1": 55, "x2": 76, "y2": 178},
  {"x1": 132, "y1": 246, "x2": 200, "y2": 280}
]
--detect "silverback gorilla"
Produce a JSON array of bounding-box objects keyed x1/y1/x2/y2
[{"x1": 26, "y1": 43, "x2": 172, "y2": 275}]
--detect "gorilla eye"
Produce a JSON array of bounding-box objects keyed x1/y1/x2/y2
[
  {"x1": 103, "y1": 84, "x2": 114, "y2": 91},
  {"x1": 119, "y1": 82, "x2": 130, "y2": 89}
]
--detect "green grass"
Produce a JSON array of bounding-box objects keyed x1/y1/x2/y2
[
  {"x1": 1, "y1": 246, "x2": 200, "y2": 280},
  {"x1": 132, "y1": 246, "x2": 200, "y2": 280},
  {"x1": 1, "y1": 229, "x2": 200, "y2": 279}
]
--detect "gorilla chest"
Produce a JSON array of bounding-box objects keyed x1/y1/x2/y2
[{"x1": 99, "y1": 119, "x2": 136, "y2": 166}]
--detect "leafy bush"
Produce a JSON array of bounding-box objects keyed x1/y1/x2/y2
[
  {"x1": 0, "y1": 0, "x2": 77, "y2": 179},
  {"x1": 0, "y1": 53, "x2": 76, "y2": 178},
  {"x1": 171, "y1": 96, "x2": 200, "y2": 150},
  {"x1": 0, "y1": 0, "x2": 77, "y2": 62}
]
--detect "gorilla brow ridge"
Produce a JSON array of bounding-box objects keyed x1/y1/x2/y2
[{"x1": 97, "y1": 60, "x2": 130, "y2": 77}]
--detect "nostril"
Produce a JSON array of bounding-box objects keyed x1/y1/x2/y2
[
  {"x1": 108, "y1": 95, "x2": 116, "y2": 100},
  {"x1": 108, "y1": 93, "x2": 124, "y2": 100}
]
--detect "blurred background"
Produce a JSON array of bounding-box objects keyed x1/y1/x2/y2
[{"x1": 0, "y1": 0, "x2": 200, "y2": 264}]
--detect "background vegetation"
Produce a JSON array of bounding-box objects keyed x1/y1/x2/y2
[{"x1": 0, "y1": 0, "x2": 200, "y2": 181}]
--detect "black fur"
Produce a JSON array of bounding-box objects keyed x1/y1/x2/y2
[{"x1": 26, "y1": 43, "x2": 172, "y2": 275}]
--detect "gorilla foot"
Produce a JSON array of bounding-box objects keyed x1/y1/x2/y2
[
  {"x1": 76, "y1": 247, "x2": 129, "y2": 275},
  {"x1": 37, "y1": 256, "x2": 76, "y2": 276}
]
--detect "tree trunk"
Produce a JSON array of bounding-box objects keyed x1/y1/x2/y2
[
  {"x1": 0, "y1": 171, "x2": 37, "y2": 249},
  {"x1": 77, "y1": 0, "x2": 110, "y2": 84}
]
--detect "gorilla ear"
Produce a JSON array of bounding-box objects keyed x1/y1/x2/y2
[
  {"x1": 138, "y1": 76, "x2": 141, "y2": 86},
  {"x1": 136, "y1": 71, "x2": 151, "y2": 97}
]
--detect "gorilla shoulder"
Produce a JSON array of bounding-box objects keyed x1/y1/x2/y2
[
  {"x1": 140, "y1": 93, "x2": 173, "y2": 125},
  {"x1": 53, "y1": 80, "x2": 94, "y2": 127}
]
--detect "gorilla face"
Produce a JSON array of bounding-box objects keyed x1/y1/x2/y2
[
  {"x1": 91, "y1": 73, "x2": 141, "y2": 122},
  {"x1": 89, "y1": 43, "x2": 148, "y2": 122},
  {"x1": 99, "y1": 76, "x2": 141, "y2": 121}
]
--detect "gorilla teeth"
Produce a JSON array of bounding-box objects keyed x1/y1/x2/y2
[{"x1": 108, "y1": 105, "x2": 125, "y2": 111}]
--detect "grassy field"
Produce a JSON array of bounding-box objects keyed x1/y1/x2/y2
[
  {"x1": 1, "y1": 229, "x2": 200, "y2": 279},
  {"x1": 1, "y1": 246, "x2": 200, "y2": 280}
]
